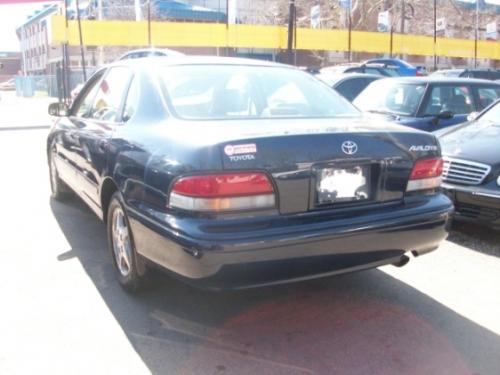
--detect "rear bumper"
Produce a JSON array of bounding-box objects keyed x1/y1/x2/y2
[
  {"x1": 443, "y1": 183, "x2": 500, "y2": 229},
  {"x1": 128, "y1": 194, "x2": 453, "y2": 289}
]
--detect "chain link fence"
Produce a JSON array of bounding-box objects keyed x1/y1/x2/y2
[{"x1": 15, "y1": 70, "x2": 89, "y2": 98}]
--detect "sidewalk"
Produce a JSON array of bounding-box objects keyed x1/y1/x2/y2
[{"x1": 0, "y1": 91, "x2": 55, "y2": 130}]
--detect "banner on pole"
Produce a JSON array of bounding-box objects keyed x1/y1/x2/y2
[
  {"x1": 486, "y1": 21, "x2": 498, "y2": 40},
  {"x1": 436, "y1": 17, "x2": 446, "y2": 36},
  {"x1": 310, "y1": 4, "x2": 320, "y2": 29},
  {"x1": 339, "y1": 0, "x2": 351, "y2": 9},
  {"x1": 377, "y1": 11, "x2": 391, "y2": 33}
]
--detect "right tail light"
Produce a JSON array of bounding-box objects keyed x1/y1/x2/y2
[{"x1": 406, "y1": 157, "x2": 443, "y2": 192}]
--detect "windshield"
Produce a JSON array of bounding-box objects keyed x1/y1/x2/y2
[
  {"x1": 353, "y1": 80, "x2": 426, "y2": 116},
  {"x1": 477, "y1": 100, "x2": 500, "y2": 124},
  {"x1": 159, "y1": 64, "x2": 360, "y2": 120}
]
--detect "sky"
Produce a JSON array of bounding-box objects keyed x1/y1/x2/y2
[{"x1": 0, "y1": 2, "x2": 56, "y2": 52}]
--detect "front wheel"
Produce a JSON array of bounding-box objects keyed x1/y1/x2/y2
[{"x1": 107, "y1": 192, "x2": 148, "y2": 292}]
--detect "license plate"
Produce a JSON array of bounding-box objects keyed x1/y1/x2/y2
[{"x1": 317, "y1": 166, "x2": 370, "y2": 204}]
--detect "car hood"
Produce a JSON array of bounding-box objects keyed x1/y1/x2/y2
[{"x1": 438, "y1": 120, "x2": 500, "y2": 165}]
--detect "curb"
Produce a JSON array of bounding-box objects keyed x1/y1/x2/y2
[{"x1": 0, "y1": 125, "x2": 51, "y2": 131}]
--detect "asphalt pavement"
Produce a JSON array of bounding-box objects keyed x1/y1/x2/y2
[
  {"x1": 1, "y1": 97, "x2": 500, "y2": 375},
  {"x1": 0, "y1": 91, "x2": 53, "y2": 130}
]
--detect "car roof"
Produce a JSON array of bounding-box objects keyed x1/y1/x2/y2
[
  {"x1": 318, "y1": 72, "x2": 383, "y2": 84},
  {"x1": 117, "y1": 48, "x2": 184, "y2": 59},
  {"x1": 109, "y1": 55, "x2": 292, "y2": 71},
  {"x1": 365, "y1": 58, "x2": 405, "y2": 64},
  {"x1": 432, "y1": 69, "x2": 464, "y2": 73},
  {"x1": 381, "y1": 76, "x2": 500, "y2": 85}
]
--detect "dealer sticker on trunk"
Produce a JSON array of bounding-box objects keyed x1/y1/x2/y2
[{"x1": 224, "y1": 143, "x2": 257, "y2": 156}]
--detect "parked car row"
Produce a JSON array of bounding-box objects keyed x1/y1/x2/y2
[{"x1": 431, "y1": 68, "x2": 500, "y2": 81}]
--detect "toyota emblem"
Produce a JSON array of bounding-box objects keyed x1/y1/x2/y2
[{"x1": 341, "y1": 141, "x2": 358, "y2": 155}]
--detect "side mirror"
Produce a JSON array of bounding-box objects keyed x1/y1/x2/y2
[
  {"x1": 467, "y1": 111, "x2": 479, "y2": 122},
  {"x1": 437, "y1": 110, "x2": 454, "y2": 120},
  {"x1": 48, "y1": 102, "x2": 69, "y2": 117}
]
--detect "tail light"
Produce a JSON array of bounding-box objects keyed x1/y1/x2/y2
[
  {"x1": 406, "y1": 157, "x2": 443, "y2": 192},
  {"x1": 169, "y1": 172, "x2": 276, "y2": 212}
]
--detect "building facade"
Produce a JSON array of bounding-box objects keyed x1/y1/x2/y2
[{"x1": 16, "y1": 4, "x2": 59, "y2": 75}]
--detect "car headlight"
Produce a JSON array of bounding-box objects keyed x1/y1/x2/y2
[{"x1": 497, "y1": 175, "x2": 500, "y2": 186}]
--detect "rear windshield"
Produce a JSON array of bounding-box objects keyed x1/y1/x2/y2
[
  {"x1": 158, "y1": 64, "x2": 360, "y2": 120},
  {"x1": 353, "y1": 80, "x2": 426, "y2": 116}
]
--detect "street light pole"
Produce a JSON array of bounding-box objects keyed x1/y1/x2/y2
[
  {"x1": 348, "y1": 0, "x2": 352, "y2": 62},
  {"x1": 148, "y1": 0, "x2": 152, "y2": 46}
]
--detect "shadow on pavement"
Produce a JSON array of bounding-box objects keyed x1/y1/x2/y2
[
  {"x1": 448, "y1": 221, "x2": 500, "y2": 257},
  {"x1": 50, "y1": 197, "x2": 500, "y2": 375}
]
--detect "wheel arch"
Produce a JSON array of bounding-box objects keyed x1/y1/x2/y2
[{"x1": 100, "y1": 177, "x2": 119, "y2": 223}]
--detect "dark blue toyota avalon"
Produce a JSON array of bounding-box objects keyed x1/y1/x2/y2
[{"x1": 47, "y1": 57, "x2": 453, "y2": 291}]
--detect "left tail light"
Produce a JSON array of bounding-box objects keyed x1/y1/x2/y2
[
  {"x1": 169, "y1": 172, "x2": 276, "y2": 212},
  {"x1": 406, "y1": 157, "x2": 443, "y2": 192}
]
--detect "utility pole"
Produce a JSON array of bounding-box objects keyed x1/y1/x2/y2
[
  {"x1": 75, "y1": 0, "x2": 87, "y2": 81},
  {"x1": 97, "y1": 0, "x2": 103, "y2": 66},
  {"x1": 287, "y1": 0, "x2": 295, "y2": 65},
  {"x1": 400, "y1": 0, "x2": 405, "y2": 34},
  {"x1": 347, "y1": 0, "x2": 352, "y2": 62},
  {"x1": 474, "y1": 0, "x2": 479, "y2": 68},
  {"x1": 433, "y1": 0, "x2": 437, "y2": 70},
  {"x1": 62, "y1": 0, "x2": 70, "y2": 103},
  {"x1": 148, "y1": 0, "x2": 152, "y2": 46}
]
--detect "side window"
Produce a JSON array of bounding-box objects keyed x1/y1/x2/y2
[
  {"x1": 89, "y1": 67, "x2": 133, "y2": 122},
  {"x1": 346, "y1": 67, "x2": 362, "y2": 73},
  {"x1": 472, "y1": 71, "x2": 491, "y2": 80},
  {"x1": 73, "y1": 72, "x2": 105, "y2": 118},
  {"x1": 336, "y1": 79, "x2": 366, "y2": 101},
  {"x1": 423, "y1": 85, "x2": 473, "y2": 115},
  {"x1": 364, "y1": 68, "x2": 383, "y2": 76},
  {"x1": 476, "y1": 87, "x2": 500, "y2": 110},
  {"x1": 122, "y1": 76, "x2": 140, "y2": 122}
]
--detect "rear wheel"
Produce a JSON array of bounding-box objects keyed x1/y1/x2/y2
[
  {"x1": 49, "y1": 146, "x2": 71, "y2": 200},
  {"x1": 107, "y1": 192, "x2": 148, "y2": 292}
]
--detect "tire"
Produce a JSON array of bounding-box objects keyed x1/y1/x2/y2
[
  {"x1": 49, "y1": 146, "x2": 71, "y2": 200},
  {"x1": 107, "y1": 191, "x2": 148, "y2": 292}
]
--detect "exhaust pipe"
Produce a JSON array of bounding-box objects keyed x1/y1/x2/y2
[{"x1": 392, "y1": 254, "x2": 410, "y2": 268}]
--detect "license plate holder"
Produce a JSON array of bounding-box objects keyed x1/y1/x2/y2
[{"x1": 316, "y1": 165, "x2": 371, "y2": 205}]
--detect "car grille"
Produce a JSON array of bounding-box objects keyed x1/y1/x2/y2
[
  {"x1": 455, "y1": 203, "x2": 499, "y2": 221},
  {"x1": 442, "y1": 157, "x2": 491, "y2": 186}
]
